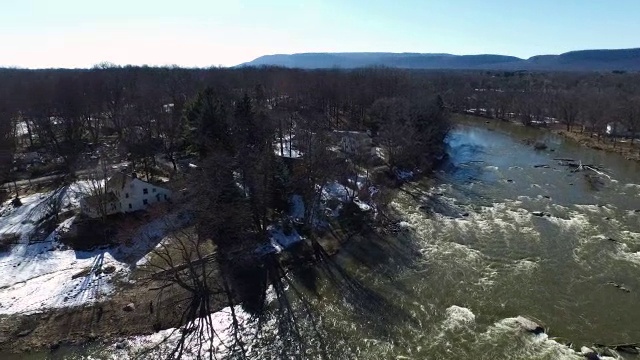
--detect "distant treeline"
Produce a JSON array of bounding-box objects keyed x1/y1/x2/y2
[{"x1": 0, "y1": 66, "x2": 639, "y2": 183}]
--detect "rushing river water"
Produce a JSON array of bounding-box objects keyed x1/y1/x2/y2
[{"x1": 7, "y1": 119, "x2": 640, "y2": 359}]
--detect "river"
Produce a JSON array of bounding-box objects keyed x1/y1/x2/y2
[{"x1": 7, "y1": 119, "x2": 640, "y2": 359}]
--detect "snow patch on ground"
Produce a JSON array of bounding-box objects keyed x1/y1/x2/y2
[
  {"x1": 274, "y1": 134, "x2": 303, "y2": 158},
  {"x1": 394, "y1": 169, "x2": 414, "y2": 181},
  {"x1": 0, "y1": 192, "x2": 49, "y2": 241},
  {"x1": 322, "y1": 181, "x2": 373, "y2": 213},
  {"x1": 322, "y1": 181, "x2": 356, "y2": 202},
  {"x1": 0, "y1": 220, "x2": 125, "y2": 315},
  {"x1": 0, "y1": 181, "x2": 93, "y2": 242},
  {"x1": 267, "y1": 225, "x2": 304, "y2": 253},
  {"x1": 114, "y1": 305, "x2": 253, "y2": 360},
  {"x1": 290, "y1": 194, "x2": 305, "y2": 221}
]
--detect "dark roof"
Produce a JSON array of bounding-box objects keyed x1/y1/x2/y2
[
  {"x1": 106, "y1": 172, "x2": 131, "y2": 191},
  {"x1": 83, "y1": 191, "x2": 119, "y2": 209}
]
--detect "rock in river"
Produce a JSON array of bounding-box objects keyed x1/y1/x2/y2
[
  {"x1": 515, "y1": 316, "x2": 544, "y2": 334},
  {"x1": 580, "y1": 346, "x2": 600, "y2": 359},
  {"x1": 533, "y1": 142, "x2": 548, "y2": 150},
  {"x1": 612, "y1": 344, "x2": 640, "y2": 354},
  {"x1": 16, "y1": 328, "x2": 34, "y2": 337},
  {"x1": 607, "y1": 281, "x2": 631, "y2": 293}
]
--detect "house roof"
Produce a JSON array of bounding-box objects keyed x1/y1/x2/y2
[
  {"x1": 106, "y1": 172, "x2": 131, "y2": 191},
  {"x1": 106, "y1": 171, "x2": 171, "y2": 192},
  {"x1": 333, "y1": 130, "x2": 371, "y2": 141},
  {"x1": 83, "y1": 192, "x2": 119, "y2": 209}
]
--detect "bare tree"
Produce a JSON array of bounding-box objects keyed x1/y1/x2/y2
[
  {"x1": 79, "y1": 161, "x2": 113, "y2": 222},
  {"x1": 555, "y1": 90, "x2": 581, "y2": 132},
  {"x1": 0, "y1": 93, "x2": 16, "y2": 187}
]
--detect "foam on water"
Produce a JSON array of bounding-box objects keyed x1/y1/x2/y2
[
  {"x1": 441, "y1": 305, "x2": 476, "y2": 332},
  {"x1": 574, "y1": 204, "x2": 604, "y2": 213},
  {"x1": 386, "y1": 173, "x2": 633, "y2": 359},
  {"x1": 512, "y1": 258, "x2": 539, "y2": 272},
  {"x1": 620, "y1": 230, "x2": 640, "y2": 241},
  {"x1": 609, "y1": 235, "x2": 640, "y2": 266},
  {"x1": 542, "y1": 212, "x2": 590, "y2": 232},
  {"x1": 614, "y1": 249, "x2": 640, "y2": 266},
  {"x1": 480, "y1": 317, "x2": 583, "y2": 360}
]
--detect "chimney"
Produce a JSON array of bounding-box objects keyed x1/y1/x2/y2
[{"x1": 131, "y1": 172, "x2": 138, "y2": 179}]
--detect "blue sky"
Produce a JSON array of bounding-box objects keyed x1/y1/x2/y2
[{"x1": 1, "y1": 0, "x2": 638, "y2": 68}]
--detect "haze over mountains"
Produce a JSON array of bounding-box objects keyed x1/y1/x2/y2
[{"x1": 238, "y1": 48, "x2": 640, "y2": 71}]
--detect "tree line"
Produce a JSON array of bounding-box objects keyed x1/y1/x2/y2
[
  {"x1": 0, "y1": 65, "x2": 453, "y2": 182},
  {"x1": 433, "y1": 70, "x2": 640, "y2": 139}
]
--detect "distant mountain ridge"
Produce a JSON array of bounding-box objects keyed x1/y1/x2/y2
[{"x1": 238, "y1": 48, "x2": 640, "y2": 71}]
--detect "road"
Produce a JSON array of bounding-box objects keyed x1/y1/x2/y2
[{"x1": 1, "y1": 162, "x2": 130, "y2": 190}]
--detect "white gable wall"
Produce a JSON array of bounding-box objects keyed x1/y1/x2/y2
[
  {"x1": 80, "y1": 174, "x2": 173, "y2": 218},
  {"x1": 116, "y1": 178, "x2": 172, "y2": 213},
  {"x1": 79, "y1": 197, "x2": 122, "y2": 219}
]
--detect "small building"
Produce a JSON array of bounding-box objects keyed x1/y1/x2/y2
[
  {"x1": 80, "y1": 173, "x2": 172, "y2": 218},
  {"x1": 606, "y1": 122, "x2": 638, "y2": 138},
  {"x1": 332, "y1": 131, "x2": 373, "y2": 155}
]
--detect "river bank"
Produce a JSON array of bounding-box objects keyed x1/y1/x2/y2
[
  {"x1": 456, "y1": 113, "x2": 640, "y2": 162},
  {"x1": 0, "y1": 170, "x2": 404, "y2": 357},
  {"x1": 0, "y1": 276, "x2": 190, "y2": 353},
  {"x1": 553, "y1": 129, "x2": 640, "y2": 162}
]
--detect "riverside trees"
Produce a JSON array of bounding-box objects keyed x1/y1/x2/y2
[
  {"x1": 4, "y1": 65, "x2": 640, "y2": 358},
  {"x1": 431, "y1": 70, "x2": 640, "y2": 140}
]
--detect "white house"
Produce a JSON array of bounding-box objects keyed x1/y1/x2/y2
[{"x1": 80, "y1": 173, "x2": 172, "y2": 218}]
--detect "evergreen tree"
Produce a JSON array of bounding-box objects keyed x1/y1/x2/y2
[{"x1": 183, "y1": 88, "x2": 232, "y2": 158}]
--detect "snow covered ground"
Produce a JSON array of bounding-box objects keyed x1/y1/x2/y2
[
  {"x1": 0, "y1": 184, "x2": 121, "y2": 315},
  {"x1": 256, "y1": 178, "x2": 377, "y2": 255},
  {"x1": 256, "y1": 225, "x2": 305, "y2": 255},
  {"x1": 0, "y1": 181, "x2": 91, "y2": 242},
  {"x1": 322, "y1": 180, "x2": 375, "y2": 213},
  {"x1": 0, "y1": 184, "x2": 187, "y2": 315},
  {"x1": 0, "y1": 222, "x2": 126, "y2": 314},
  {"x1": 111, "y1": 305, "x2": 253, "y2": 359}
]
